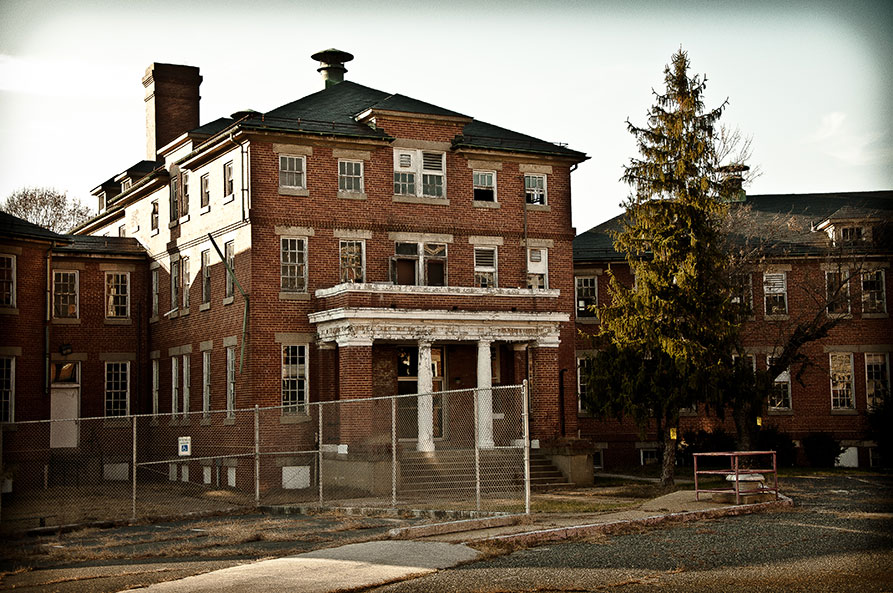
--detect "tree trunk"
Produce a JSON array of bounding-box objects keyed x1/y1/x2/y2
[
  {"x1": 733, "y1": 400, "x2": 753, "y2": 451},
  {"x1": 660, "y1": 428, "x2": 677, "y2": 488}
]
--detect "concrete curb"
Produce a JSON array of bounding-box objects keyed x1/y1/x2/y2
[
  {"x1": 474, "y1": 494, "x2": 794, "y2": 547},
  {"x1": 388, "y1": 514, "x2": 527, "y2": 539}
]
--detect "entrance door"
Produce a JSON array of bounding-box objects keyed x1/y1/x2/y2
[
  {"x1": 50, "y1": 387, "x2": 80, "y2": 448},
  {"x1": 397, "y1": 346, "x2": 445, "y2": 440}
]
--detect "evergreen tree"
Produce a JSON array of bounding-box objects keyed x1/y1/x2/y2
[{"x1": 583, "y1": 50, "x2": 740, "y2": 486}]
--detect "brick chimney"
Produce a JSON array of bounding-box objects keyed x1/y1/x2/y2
[
  {"x1": 143, "y1": 63, "x2": 202, "y2": 160},
  {"x1": 311, "y1": 49, "x2": 353, "y2": 88}
]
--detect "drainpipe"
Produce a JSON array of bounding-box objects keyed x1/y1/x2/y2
[
  {"x1": 44, "y1": 242, "x2": 55, "y2": 396},
  {"x1": 522, "y1": 176, "x2": 529, "y2": 284},
  {"x1": 558, "y1": 368, "x2": 567, "y2": 437}
]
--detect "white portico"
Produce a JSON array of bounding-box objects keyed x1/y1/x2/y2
[{"x1": 309, "y1": 307, "x2": 568, "y2": 451}]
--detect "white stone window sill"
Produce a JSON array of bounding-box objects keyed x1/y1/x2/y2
[
  {"x1": 392, "y1": 195, "x2": 450, "y2": 206},
  {"x1": 200, "y1": 205, "x2": 211, "y2": 215},
  {"x1": 223, "y1": 193, "x2": 235, "y2": 204},
  {"x1": 338, "y1": 191, "x2": 366, "y2": 200},
  {"x1": 279, "y1": 291, "x2": 311, "y2": 301},
  {"x1": 279, "y1": 187, "x2": 309, "y2": 197},
  {"x1": 525, "y1": 203, "x2": 551, "y2": 212},
  {"x1": 473, "y1": 200, "x2": 500, "y2": 209}
]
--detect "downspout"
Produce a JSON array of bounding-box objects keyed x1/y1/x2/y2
[
  {"x1": 558, "y1": 367, "x2": 567, "y2": 437},
  {"x1": 226, "y1": 131, "x2": 250, "y2": 223},
  {"x1": 45, "y1": 242, "x2": 55, "y2": 395},
  {"x1": 522, "y1": 176, "x2": 529, "y2": 284}
]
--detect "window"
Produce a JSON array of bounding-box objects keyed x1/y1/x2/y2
[
  {"x1": 200, "y1": 173, "x2": 210, "y2": 208},
  {"x1": 393, "y1": 150, "x2": 445, "y2": 198},
  {"x1": 0, "y1": 356, "x2": 13, "y2": 423},
  {"x1": 171, "y1": 356, "x2": 179, "y2": 415},
  {"x1": 105, "y1": 361, "x2": 129, "y2": 417},
  {"x1": 226, "y1": 346, "x2": 236, "y2": 417},
  {"x1": 0, "y1": 254, "x2": 15, "y2": 307},
  {"x1": 201, "y1": 250, "x2": 211, "y2": 305},
  {"x1": 840, "y1": 226, "x2": 864, "y2": 245},
  {"x1": 224, "y1": 241, "x2": 235, "y2": 298},
  {"x1": 53, "y1": 270, "x2": 79, "y2": 319},
  {"x1": 169, "y1": 176, "x2": 179, "y2": 222},
  {"x1": 825, "y1": 270, "x2": 850, "y2": 315},
  {"x1": 151, "y1": 268, "x2": 159, "y2": 318},
  {"x1": 474, "y1": 247, "x2": 497, "y2": 288},
  {"x1": 223, "y1": 161, "x2": 234, "y2": 197},
  {"x1": 171, "y1": 260, "x2": 180, "y2": 311},
  {"x1": 862, "y1": 269, "x2": 886, "y2": 314},
  {"x1": 731, "y1": 273, "x2": 753, "y2": 314},
  {"x1": 829, "y1": 353, "x2": 854, "y2": 410},
  {"x1": 281, "y1": 237, "x2": 307, "y2": 292},
  {"x1": 202, "y1": 350, "x2": 211, "y2": 417},
  {"x1": 181, "y1": 257, "x2": 190, "y2": 310},
  {"x1": 524, "y1": 174, "x2": 547, "y2": 205},
  {"x1": 282, "y1": 345, "x2": 308, "y2": 414},
  {"x1": 866, "y1": 353, "x2": 889, "y2": 410},
  {"x1": 391, "y1": 242, "x2": 447, "y2": 286},
  {"x1": 576, "y1": 276, "x2": 597, "y2": 317},
  {"x1": 577, "y1": 357, "x2": 593, "y2": 413},
  {"x1": 151, "y1": 359, "x2": 159, "y2": 416},
  {"x1": 339, "y1": 240, "x2": 365, "y2": 283},
  {"x1": 767, "y1": 357, "x2": 791, "y2": 410},
  {"x1": 339, "y1": 160, "x2": 363, "y2": 193},
  {"x1": 182, "y1": 354, "x2": 190, "y2": 417},
  {"x1": 105, "y1": 272, "x2": 130, "y2": 319},
  {"x1": 180, "y1": 172, "x2": 189, "y2": 216},
  {"x1": 279, "y1": 155, "x2": 306, "y2": 190},
  {"x1": 473, "y1": 171, "x2": 496, "y2": 202},
  {"x1": 118, "y1": 224, "x2": 126, "y2": 237},
  {"x1": 151, "y1": 200, "x2": 159, "y2": 231},
  {"x1": 527, "y1": 248, "x2": 548, "y2": 289},
  {"x1": 763, "y1": 272, "x2": 787, "y2": 316}
]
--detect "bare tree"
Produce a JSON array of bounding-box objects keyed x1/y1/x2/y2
[{"x1": 1, "y1": 187, "x2": 92, "y2": 233}]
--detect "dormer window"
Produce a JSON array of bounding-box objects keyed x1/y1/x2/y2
[
  {"x1": 121, "y1": 179, "x2": 132, "y2": 192},
  {"x1": 841, "y1": 226, "x2": 864, "y2": 245}
]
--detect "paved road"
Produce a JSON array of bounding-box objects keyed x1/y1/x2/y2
[{"x1": 363, "y1": 474, "x2": 893, "y2": 593}]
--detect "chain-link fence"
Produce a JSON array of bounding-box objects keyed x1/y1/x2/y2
[{"x1": 1, "y1": 383, "x2": 529, "y2": 533}]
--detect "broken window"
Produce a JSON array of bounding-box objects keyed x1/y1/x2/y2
[
  {"x1": 282, "y1": 344, "x2": 307, "y2": 414},
  {"x1": 105, "y1": 272, "x2": 130, "y2": 319},
  {"x1": 524, "y1": 174, "x2": 546, "y2": 205},
  {"x1": 474, "y1": 247, "x2": 497, "y2": 288},
  {"x1": 473, "y1": 171, "x2": 496, "y2": 202},
  {"x1": 763, "y1": 272, "x2": 787, "y2": 316},
  {"x1": 53, "y1": 270, "x2": 79, "y2": 319},
  {"x1": 340, "y1": 240, "x2": 365, "y2": 283}
]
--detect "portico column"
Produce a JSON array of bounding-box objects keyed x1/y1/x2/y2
[
  {"x1": 417, "y1": 340, "x2": 435, "y2": 452},
  {"x1": 476, "y1": 339, "x2": 495, "y2": 449}
]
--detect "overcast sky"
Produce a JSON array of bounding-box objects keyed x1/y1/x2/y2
[{"x1": 1, "y1": 0, "x2": 891, "y2": 232}]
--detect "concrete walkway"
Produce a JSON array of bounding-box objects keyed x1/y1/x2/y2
[{"x1": 122, "y1": 490, "x2": 792, "y2": 593}]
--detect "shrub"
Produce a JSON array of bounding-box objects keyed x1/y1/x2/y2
[
  {"x1": 753, "y1": 426, "x2": 797, "y2": 467},
  {"x1": 679, "y1": 428, "x2": 738, "y2": 467},
  {"x1": 803, "y1": 432, "x2": 843, "y2": 468}
]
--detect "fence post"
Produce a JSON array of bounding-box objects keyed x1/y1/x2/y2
[
  {"x1": 522, "y1": 380, "x2": 530, "y2": 515},
  {"x1": 132, "y1": 414, "x2": 137, "y2": 520},
  {"x1": 391, "y1": 396, "x2": 397, "y2": 509},
  {"x1": 473, "y1": 388, "x2": 481, "y2": 512},
  {"x1": 318, "y1": 401, "x2": 323, "y2": 506},
  {"x1": 254, "y1": 405, "x2": 260, "y2": 507}
]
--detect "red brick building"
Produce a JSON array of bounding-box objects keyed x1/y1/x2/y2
[
  {"x1": 574, "y1": 191, "x2": 892, "y2": 469},
  {"x1": 37, "y1": 50, "x2": 590, "y2": 482}
]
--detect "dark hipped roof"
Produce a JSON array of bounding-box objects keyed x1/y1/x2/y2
[
  {"x1": 0, "y1": 211, "x2": 67, "y2": 243},
  {"x1": 574, "y1": 190, "x2": 893, "y2": 263},
  {"x1": 53, "y1": 235, "x2": 146, "y2": 256}
]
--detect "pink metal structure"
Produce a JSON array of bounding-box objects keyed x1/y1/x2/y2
[{"x1": 693, "y1": 451, "x2": 779, "y2": 504}]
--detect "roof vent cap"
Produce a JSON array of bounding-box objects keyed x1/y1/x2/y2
[{"x1": 311, "y1": 48, "x2": 354, "y2": 88}]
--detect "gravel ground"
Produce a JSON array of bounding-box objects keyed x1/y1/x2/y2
[{"x1": 364, "y1": 473, "x2": 893, "y2": 593}]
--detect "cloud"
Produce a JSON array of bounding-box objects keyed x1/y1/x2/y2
[{"x1": 807, "y1": 111, "x2": 893, "y2": 166}]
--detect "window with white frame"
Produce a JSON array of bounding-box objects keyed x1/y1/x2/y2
[
  {"x1": 281, "y1": 237, "x2": 307, "y2": 292},
  {"x1": 169, "y1": 176, "x2": 179, "y2": 222},
  {"x1": 226, "y1": 346, "x2": 236, "y2": 417},
  {"x1": 224, "y1": 241, "x2": 235, "y2": 298},
  {"x1": 731, "y1": 273, "x2": 753, "y2": 315},
  {"x1": 182, "y1": 354, "x2": 190, "y2": 417},
  {"x1": 866, "y1": 353, "x2": 889, "y2": 410},
  {"x1": 862, "y1": 269, "x2": 886, "y2": 314},
  {"x1": 840, "y1": 226, "x2": 864, "y2": 245},
  {"x1": 150, "y1": 200, "x2": 159, "y2": 231},
  {"x1": 527, "y1": 248, "x2": 548, "y2": 289},
  {"x1": 181, "y1": 257, "x2": 190, "y2": 310},
  {"x1": 0, "y1": 356, "x2": 13, "y2": 423},
  {"x1": 0, "y1": 254, "x2": 16, "y2": 307},
  {"x1": 524, "y1": 174, "x2": 547, "y2": 205},
  {"x1": 200, "y1": 173, "x2": 210, "y2": 208},
  {"x1": 151, "y1": 359, "x2": 159, "y2": 416},
  {"x1": 576, "y1": 276, "x2": 597, "y2": 317},
  {"x1": 763, "y1": 272, "x2": 788, "y2": 316},
  {"x1": 391, "y1": 242, "x2": 447, "y2": 286},
  {"x1": 393, "y1": 150, "x2": 445, "y2": 198},
  {"x1": 170, "y1": 260, "x2": 180, "y2": 311},
  {"x1": 105, "y1": 272, "x2": 130, "y2": 319},
  {"x1": 118, "y1": 224, "x2": 126, "y2": 237},
  {"x1": 767, "y1": 356, "x2": 791, "y2": 410},
  {"x1": 279, "y1": 154, "x2": 306, "y2": 190},
  {"x1": 180, "y1": 172, "x2": 190, "y2": 217},
  {"x1": 829, "y1": 352, "x2": 855, "y2": 410},
  {"x1": 474, "y1": 247, "x2": 497, "y2": 288},
  {"x1": 473, "y1": 171, "x2": 496, "y2": 202},
  {"x1": 105, "y1": 361, "x2": 129, "y2": 417},
  {"x1": 338, "y1": 160, "x2": 363, "y2": 193},
  {"x1": 339, "y1": 240, "x2": 365, "y2": 283},
  {"x1": 202, "y1": 350, "x2": 211, "y2": 417},
  {"x1": 223, "y1": 161, "x2": 234, "y2": 197},
  {"x1": 171, "y1": 356, "x2": 179, "y2": 415},
  {"x1": 151, "y1": 268, "x2": 159, "y2": 318},
  {"x1": 825, "y1": 270, "x2": 850, "y2": 315},
  {"x1": 201, "y1": 250, "x2": 211, "y2": 304},
  {"x1": 577, "y1": 357, "x2": 593, "y2": 413},
  {"x1": 53, "y1": 270, "x2": 79, "y2": 319},
  {"x1": 282, "y1": 344, "x2": 308, "y2": 414}
]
